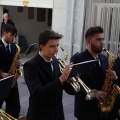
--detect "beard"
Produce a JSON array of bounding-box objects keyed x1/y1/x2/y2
[{"x1": 91, "y1": 44, "x2": 103, "y2": 53}]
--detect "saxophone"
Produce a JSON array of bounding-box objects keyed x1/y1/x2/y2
[
  {"x1": 8, "y1": 44, "x2": 22, "y2": 88},
  {"x1": 98, "y1": 48, "x2": 120, "y2": 112}
]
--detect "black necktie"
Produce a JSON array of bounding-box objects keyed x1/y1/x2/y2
[
  {"x1": 96, "y1": 58, "x2": 101, "y2": 71},
  {"x1": 6, "y1": 44, "x2": 11, "y2": 57},
  {"x1": 95, "y1": 57, "x2": 104, "y2": 88},
  {"x1": 48, "y1": 61, "x2": 54, "y2": 77}
]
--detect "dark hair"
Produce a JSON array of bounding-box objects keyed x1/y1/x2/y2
[
  {"x1": 38, "y1": 29, "x2": 62, "y2": 50},
  {"x1": 85, "y1": 26, "x2": 103, "y2": 39},
  {"x1": 2, "y1": 23, "x2": 16, "y2": 36}
]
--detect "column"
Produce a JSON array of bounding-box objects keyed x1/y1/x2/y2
[
  {"x1": 0, "y1": 6, "x2": 3, "y2": 37},
  {"x1": 52, "y1": 0, "x2": 85, "y2": 60}
]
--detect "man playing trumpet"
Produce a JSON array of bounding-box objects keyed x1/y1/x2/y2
[{"x1": 23, "y1": 29, "x2": 73, "y2": 120}]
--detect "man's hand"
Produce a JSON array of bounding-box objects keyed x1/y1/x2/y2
[
  {"x1": 59, "y1": 62, "x2": 73, "y2": 83},
  {"x1": 95, "y1": 91, "x2": 106, "y2": 101},
  {"x1": 15, "y1": 60, "x2": 22, "y2": 68},
  {"x1": 0, "y1": 72, "x2": 10, "y2": 78},
  {"x1": 111, "y1": 70, "x2": 118, "y2": 80}
]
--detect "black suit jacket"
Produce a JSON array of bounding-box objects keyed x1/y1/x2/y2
[
  {"x1": 23, "y1": 53, "x2": 65, "y2": 120},
  {"x1": 113, "y1": 57, "x2": 120, "y2": 86},
  {"x1": 70, "y1": 49, "x2": 108, "y2": 119},
  {"x1": 114, "y1": 57, "x2": 120, "y2": 78},
  {"x1": 0, "y1": 40, "x2": 17, "y2": 76}
]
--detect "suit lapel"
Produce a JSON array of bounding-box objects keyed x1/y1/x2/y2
[
  {"x1": 0, "y1": 40, "x2": 10, "y2": 61},
  {"x1": 10, "y1": 43, "x2": 16, "y2": 61},
  {"x1": 52, "y1": 57, "x2": 60, "y2": 80},
  {"x1": 35, "y1": 53, "x2": 54, "y2": 81},
  {"x1": 98, "y1": 54, "x2": 107, "y2": 74},
  {"x1": 84, "y1": 50, "x2": 97, "y2": 72},
  {"x1": 84, "y1": 50, "x2": 101, "y2": 86}
]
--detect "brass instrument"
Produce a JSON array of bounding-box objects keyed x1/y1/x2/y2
[
  {"x1": 98, "y1": 48, "x2": 120, "y2": 112},
  {"x1": 0, "y1": 109, "x2": 27, "y2": 120},
  {"x1": 75, "y1": 76, "x2": 97, "y2": 100},
  {"x1": 8, "y1": 44, "x2": 22, "y2": 88},
  {"x1": 57, "y1": 47, "x2": 80, "y2": 92},
  {"x1": 58, "y1": 47, "x2": 97, "y2": 100}
]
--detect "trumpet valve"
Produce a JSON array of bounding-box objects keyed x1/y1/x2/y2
[{"x1": 70, "y1": 77, "x2": 76, "y2": 82}]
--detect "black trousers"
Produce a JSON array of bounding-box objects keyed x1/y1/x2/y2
[{"x1": 0, "y1": 83, "x2": 21, "y2": 118}]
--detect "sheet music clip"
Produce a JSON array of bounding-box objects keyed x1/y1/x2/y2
[
  {"x1": 0, "y1": 75, "x2": 14, "y2": 100},
  {"x1": 24, "y1": 43, "x2": 36, "y2": 55}
]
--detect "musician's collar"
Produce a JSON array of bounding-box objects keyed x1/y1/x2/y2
[
  {"x1": 39, "y1": 51, "x2": 52, "y2": 62},
  {"x1": 93, "y1": 55, "x2": 99, "y2": 60},
  {"x1": 2, "y1": 38, "x2": 10, "y2": 48}
]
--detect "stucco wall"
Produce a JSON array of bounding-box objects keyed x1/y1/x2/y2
[
  {"x1": 52, "y1": 0, "x2": 85, "y2": 60},
  {"x1": 0, "y1": 0, "x2": 53, "y2": 8}
]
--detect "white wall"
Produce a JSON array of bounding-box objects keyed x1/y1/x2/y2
[
  {"x1": 4, "y1": 6, "x2": 51, "y2": 47},
  {"x1": 0, "y1": 6, "x2": 3, "y2": 37},
  {"x1": 0, "y1": 0, "x2": 53, "y2": 8},
  {"x1": 52, "y1": 0, "x2": 85, "y2": 60},
  {"x1": 52, "y1": 0, "x2": 67, "y2": 59}
]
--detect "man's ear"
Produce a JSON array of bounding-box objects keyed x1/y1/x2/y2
[
  {"x1": 40, "y1": 45, "x2": 44, "y2": 51},
  {"x1": 86, "y1": 37, "x2": 91, "y2": 44},
  {"x1": 2, "y1": 31, "x2": 6, "y2": 36}
]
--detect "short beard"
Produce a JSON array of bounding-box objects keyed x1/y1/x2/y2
[{"x1": 91, "y1": 46, "x2": 102, "y2": 53}]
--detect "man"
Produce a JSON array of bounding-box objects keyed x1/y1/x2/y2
[
  {"x1": 114, "y1": 47, "x2": 120, "y2": 80},
  {"x1": 23, "y1": 29, "x2": 73, "y2": 120},
  {"x1": 1, "y1": 13, "x2": 17, "y2": 37},
  {"x1": 70, "y1": 26, "x2": 117, "y2": 120},
  {"x1": 0, "y1": 24, "x2": 21, "y2": 118},
  {"x1": 107, "y1": 47, "x2": 120, "y2": 120}
]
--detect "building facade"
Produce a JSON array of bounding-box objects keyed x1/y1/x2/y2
[{"x1": 0, "y1": 0, "x2": 120, "y2": 59}]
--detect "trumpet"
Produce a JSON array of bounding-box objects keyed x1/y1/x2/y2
[
  {"x1": 0, "y1": 109, "x2": 27, "y2": 120},
  {"x1": 58, "y1": 47, "x2": 97, "y2": 100},
  {"x1": 57, "y1": 56, "x2": 80, "y2": 92},
  {"x1": 75, "y1": 75, "x2": 97, "y2": 100}
]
